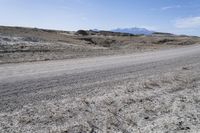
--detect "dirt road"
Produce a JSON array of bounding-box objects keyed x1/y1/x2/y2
[{"x1": 1, "y1": 45, "x2": 200, "y2": 133}]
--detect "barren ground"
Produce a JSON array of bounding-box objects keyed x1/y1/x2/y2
[
  {"x1": 1, "y1": 26, "x2": 200, "y2": 133},
  {"x1": 1, "y1": 26, "x2": 200, "y2": 64}
]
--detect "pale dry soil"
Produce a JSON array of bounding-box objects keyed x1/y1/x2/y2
[
  {"x1": 0, "y1": 45, "x2": 200, "y2": 133},
  {"x1": 1, "y1": 65, "x2": 200, "y2": 133}
]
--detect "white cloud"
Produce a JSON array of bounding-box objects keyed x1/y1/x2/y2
[
  {"x1": 175, "y1": 16, "x2": 200, "y2": 28},
  {"x1": 161, "y1": 5, "x2": 181, "y2": 10}
]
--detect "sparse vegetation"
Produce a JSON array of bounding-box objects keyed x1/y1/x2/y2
[{"x1": 1, "y1": 26, "x2": 200, "y2": 63}]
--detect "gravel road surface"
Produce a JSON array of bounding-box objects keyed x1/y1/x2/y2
[{"x1": 1, "y1": 45, "x2": 200, "y2": 133}]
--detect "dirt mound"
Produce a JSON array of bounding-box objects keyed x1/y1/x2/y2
[
  {"x1": 78, "y1": 37, "x2": 116, "y2": 47},
  {"x1": 76, "y1": 30, "x2": 89, "y2": 36}
]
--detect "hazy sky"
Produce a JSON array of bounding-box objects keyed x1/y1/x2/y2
[{"x1": 1, "y1": 0, "x2": 200, "y2": 35}]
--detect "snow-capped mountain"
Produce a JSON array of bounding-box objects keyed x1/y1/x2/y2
[{"x1": 112, "y1": 27, "x2": 154, "y2": 35}]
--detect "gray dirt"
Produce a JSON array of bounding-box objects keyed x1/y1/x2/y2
[{"x1": 1, "y1": 45, "x2": 200, "y2": 133}]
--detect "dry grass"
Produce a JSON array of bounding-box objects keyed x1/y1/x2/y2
[{"x1": 1, "y1": 26, "x2": 200, "y2": 63}]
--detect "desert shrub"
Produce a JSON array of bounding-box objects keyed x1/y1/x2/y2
[{"x1": 155, "y1": 39, "x2": 175, "y2": 44}]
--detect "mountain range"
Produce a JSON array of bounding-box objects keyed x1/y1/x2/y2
[{"x1": 111, "y1": 27, "x2": 154, "y2": 35}]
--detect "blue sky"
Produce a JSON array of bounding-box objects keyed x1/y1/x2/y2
[{"x1": 1, "y1": 0, "x2": 200, "y2": 35}]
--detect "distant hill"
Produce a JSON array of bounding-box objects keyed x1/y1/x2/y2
[{"x1": 111, "y1": 27, "x2": 154, "y2": 35}]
